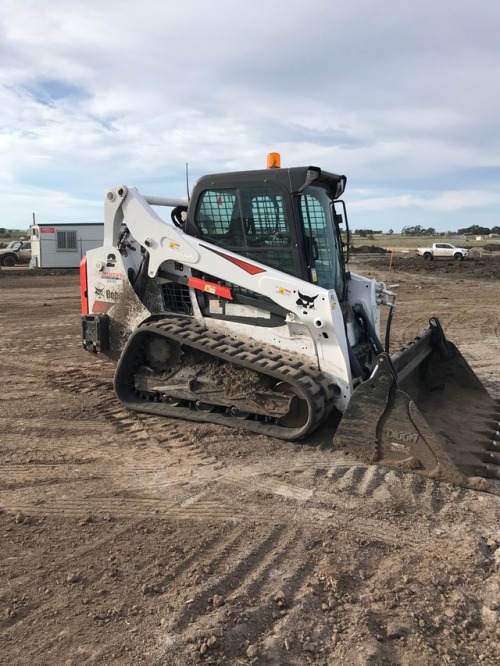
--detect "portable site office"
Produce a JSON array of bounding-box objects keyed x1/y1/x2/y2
[{"x1": 30, "y1": 223, "x2": 104, "y2": 268}]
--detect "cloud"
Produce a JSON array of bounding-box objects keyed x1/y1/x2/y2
[
  {"x1": 0, "y1": 0, "x2": 499, "y2": 230},
  {"x1": 350, "y1": 189, "x2": 500, "y2": 212}
]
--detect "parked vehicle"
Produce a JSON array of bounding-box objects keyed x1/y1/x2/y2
[
  {"x1": 416, "y1": 243, "x2": 469, "y2": 261},
  {"x1": 0, "y1": 241, "x2": 32, "y2": 266}
]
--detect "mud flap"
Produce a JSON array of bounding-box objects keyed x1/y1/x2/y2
[{"x1": 334, "y1": 319, "x2": 500, "y2": 495}]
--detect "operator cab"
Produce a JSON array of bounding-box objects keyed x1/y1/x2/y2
[{"x1": 186, "y1": 165, "x2": 349, "y2": 301}]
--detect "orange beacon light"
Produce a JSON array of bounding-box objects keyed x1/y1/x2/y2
[{"x1": 267, "y1": 152, "x2": 281, "y2": 169}]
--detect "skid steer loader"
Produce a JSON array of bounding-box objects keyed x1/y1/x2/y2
[{"x1": 80, "y1": 155, "x2": 500, "y2": 494}]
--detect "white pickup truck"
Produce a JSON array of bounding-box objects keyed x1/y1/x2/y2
[{"x1": 416, "y1": 242, "x2": 470, "y2": 261}]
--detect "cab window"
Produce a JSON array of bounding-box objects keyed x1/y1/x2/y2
[{"x1": 196, "y1": 187, "x2": 294, "y2": 275}]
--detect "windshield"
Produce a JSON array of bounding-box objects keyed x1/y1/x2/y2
[
  {"x1": 300, "y1": 185, "x2": 345, "y2": 297},
  {"x1": 6, "y1": 241, "x2": 22, "y2": 250},
  {"x1": 196, "y1": 185, "x2": 295, "y2": 276}
]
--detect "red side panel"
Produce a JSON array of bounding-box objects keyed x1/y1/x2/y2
[
  {"x1": 80, "y1": 257, "x2": 89, "y2": 315},
  {"x1": 200, "y1": 245, "x2": 266, "y2": 275},
  {"x1": 187, "y1": 277, "x2": 233, "y2": 300}
]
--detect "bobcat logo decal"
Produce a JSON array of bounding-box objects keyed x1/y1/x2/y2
[{"x1": 296, "y1": 291, "x2": 318, "y2": 315}]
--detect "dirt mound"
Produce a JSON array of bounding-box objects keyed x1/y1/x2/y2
[
  {"x1": 483, "y1": 243, "x2": 500, "y2": 253},
  {"x1": 350, "y1": 245, "x2": 390, "y2": 254},
  {"x1": 363, "y1": 255, "x2": 500, "y2": 280}
]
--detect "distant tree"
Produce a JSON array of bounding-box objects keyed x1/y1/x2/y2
[
  {"x1": 402, "y1": 224, "x2": 426, "y2": 236},
  {"x1": 0, "y1": 228, "x2": 5, "y2": 235},
  {"x1": 491, "y1": 226, "x2": 500, "y2": 234},
  {"x1": 457, "y1": 224, "x2": 491, "y2": 235},
  {"x1": 424, "y1": 227, "x2": 436, "y2": 236},
  {"x1": 354, "y1": 229, "x2": 382, "y2": 237},
  {"x1": 387, "y1": 229, "x2": 394, "y2": 235}
]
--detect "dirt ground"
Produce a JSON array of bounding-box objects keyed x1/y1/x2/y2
[{"x1": 1, "y1": 258, "x2": 500, "y2": 666}]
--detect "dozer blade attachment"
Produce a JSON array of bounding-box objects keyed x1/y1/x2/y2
[{"x1": 334, "y1": 317, "x2": 500, "y2": 494}]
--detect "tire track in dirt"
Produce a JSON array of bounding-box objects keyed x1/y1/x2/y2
[
  {"x1": 12, "y1": 350, "x2": 486, "y2": 545},
  {"x1": 479, "y1": 312, "x2": 500, "y2": 339},
  {"x1": 149, "y1": 516, "x2": 427, "y2": 665},
  {"x1": 0, "y1": 476, "x2": 100, "y2": 492},
  {"x1": 377, "y1": 273, "x2": 499, "y2": 347},
  {"x1": 0, "y1": 521, "x2": 252, "y2": 658},
  {"x1": 212, "y1": 548, "x2": 331, "y2": 664},
  {"x1": 0, "y1": 518, "x2": 146, "y2": 600},
  {"x1": 5, "y1": 283, "x2": 495, "y2": 509},
  {"x1": 219, "y1": 455, "x2": 462, "y2": 518},
  {"x1": 324, "y1": 463, "x2": 459, "y2": 514},
  {"x1": 47, "y1": 365, "x2": 222, "y2": 471},
  {"x1": 0, "y1": 497, "x2": 241, "y2": 521},
  {"x1": 0, "y1": 379, "x2": 41, "y2": 401},
  {"x1": 0, "y1": 455, "x2": 228, "y2": 522},
  {"x1": 2, "y1": 358, "x2": 227, "y2": 522},
  {"x1": 47, "y1": 365, "x2": 114, "y2": 395},
  {"x1": 4, "y1": 381, "x2": 466, "y2": 530},
  {"x1": 0, "y1": 357, "x2": 57, "y2": 375},
  {"x1": 459, "y1": 337, "x2": 500, "y2": 399},
  {"x1": 0, "y1": 483, "x2": 430, "y2": 548},
  {"x1": 101, "y1": 408, "x2": 221, "y2": 469},
  {"x1": 393, "y1": 309, "x2": 475, "y2": 350},
  {"x1": 33, "y1": 296, "x2": 499, "y2": 528},
  {"x1": 0, "y1": 460, "x2": 142, "y2": 492},
  {"x1": 168, "y1": 524, "x2": 305, "y2": 630},
  {"x1": 157, "y1": 522, "x2": 252, "y2": 581},
  {"x1": 1, "y1": 453, "x2": 440, "y2": 547},
  {"x1": 0, "y1": 446, "x2": 425, "y2": 530},
  {"x1": 0, "y1": 417, "x2": 115, "y2": 434},
  {"x1": 0, "y1": 333, "x2": 79, "y2": 355},
  {"x1": 4, "y1": 522, "x2": 255, "y2": 646},
  {"x1": 0, "y1": 434, "x2": 104, "y2": 461}
]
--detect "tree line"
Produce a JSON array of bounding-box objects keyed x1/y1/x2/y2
[
  {"x1": 0, "y1": 228, "x2": 31, "y2": 238},
  {"x1": 354, "y1": 224, "x2": 500, "y2": 237}
]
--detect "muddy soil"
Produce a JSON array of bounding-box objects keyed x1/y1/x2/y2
[
  {"x1": 363, "y1": 253, "x2": 500, "y2": 280},
  {"x1": 1, "y1": 265, "x2": 499, "y2": 666}
]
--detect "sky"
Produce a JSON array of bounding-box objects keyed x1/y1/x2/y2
[{"x1": 1, "y1": 0, "x2": 500, "y2": 233}]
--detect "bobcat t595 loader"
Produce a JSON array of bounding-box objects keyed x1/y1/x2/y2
[{"x1": 80, "y1": 155, "x2": 500, "y2": 494}]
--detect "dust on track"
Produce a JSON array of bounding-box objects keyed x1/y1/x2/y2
[{"x1": 1, "y1": 269, "x2": 500, "y2": 665}]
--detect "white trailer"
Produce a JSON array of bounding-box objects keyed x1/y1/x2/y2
[{"x1": 30, "y1": 223, "x2": 104, "y2": 268}]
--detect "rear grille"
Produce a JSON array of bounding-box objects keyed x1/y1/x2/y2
[{"x1": 161, "y1": 283, "x2": 193, "y2": 315}]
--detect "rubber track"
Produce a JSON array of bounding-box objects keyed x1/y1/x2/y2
[{"x1": 114, "y1": 316, "x2": 338, "y2": 440}]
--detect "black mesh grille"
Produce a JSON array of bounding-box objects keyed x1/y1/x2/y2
[{"x1": 161, "y1": 283, "x2": 193, "y2": 315}]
